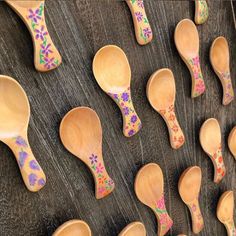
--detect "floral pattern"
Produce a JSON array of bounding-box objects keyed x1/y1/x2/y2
[
  {"x1": 188, "y1": 56, "x2": 206, "y2": 97},
  {"x1": 189, "y1": 198, "x2": 204, "y2": 232},
  {"x1": 226, "y1": 220, "x2": 236, "y2": 236},
  {"x1": 155, "y1": 195, "x2": 173, "y2": 235},
  {"x1": 158, "y1": 105, "x2": 185, "y2": 149},
  {"x1": 220, "y1": 71, "x2": 234, "y2": 105},
  {"x1": 108, "y1": 87, "x2": 142, "y2": 137},
  {"x1": 195, "y1": 0, "x2": 209, "y2": 24},
  {"x1": 89, "y1": 154, "x2": 114, "y2": 199}
]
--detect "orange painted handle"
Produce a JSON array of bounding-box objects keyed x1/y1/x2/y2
[
  {"x1": 195, "y1": 0, "x2": 209, "y2": 25},
  {"x1": 108, "y1": 87, "x2": 142, "y2": 137},
  {"x1": 225, "y1": 219, "x2": 236, "y2": 236},
  {"x1": 220, "y1": 72, "x2": 234, "y2": 105},
  {"x1": 5, "y1": 133, "x2": 46, "y2": 192},
  {"x1": 159, "y1": 105, "x2": 185, "y2": 149},
  {"x1": 126, "y1": 0, "x2": 153, "y2": 45},
  {"x1": 188, "y1": 198, "x2": 204, "y2": 234}
]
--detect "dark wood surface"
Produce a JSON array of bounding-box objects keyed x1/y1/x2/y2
[{"x1": 0, "y1": 0, "x2": 235, "y2": 235}]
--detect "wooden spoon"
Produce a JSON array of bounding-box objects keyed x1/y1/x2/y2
[
  {"x1": 210, "y1": 36, "x2": 234, "y2": 105},
  {"x1": 126, "y1": 0, "x2": 153, "y2": 45},
  {"x1": 118, "y1": 222, "x2": 146, "y2": 236},
  {"x1": 174, "y1": 19, "x2": 205, "y2": 98},
  {"x1": 228, "y1": 126, "x2": 236, "y2": 160},
  {"x1": 0, "y1": 75, "x2": 46, "y2": 192},
  {"x1": 93, "y1": 45, "x2": 142, "y2": 137},
  {"x1": 195, "y1": 0, "x2": 209, "y2": 25},
  {"x1": 146, "y1": 68, "x2": 185, "y2": 149},
  {"x1": 135, "y1": 163, "x2": 173, "y2": 236},
  {"x1": 178, "y1": 166, "x2": 204, "y2": 234},
  {"x1": 199, "y1": 118, "x2": 226, "y2": 183},
  {"x1": 217, "y1": 191, "x2": 236, "y2": 236},
  {"x1": 52, "y1": 220, "x2": 91, "y2": 236},
  {"x1": 5, "y1": 0, "x2": 62, "y2": 72},
  {"x1": 60, "y1": 107, "x2": 115, "y2": 199}
]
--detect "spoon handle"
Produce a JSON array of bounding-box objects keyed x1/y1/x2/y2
[
  {"x1": 159, "y1": 105, "x2": 185, "y2": 149},
  {"x1": 126, "y1": 0, "x2": 153, "y2": 45},
  {"x1": 219, "y1": 71, "x2": 234, "y2": 105},
  {"x1": 4, "y1": 133, "x2": 46, "y2": 192},
  {"x1": 188, "y1": 198, "x2": 204, "y2": 234},
  {"x1": 195, "y1": 0, "x2": 209, "y2": 24},
  {"x1": 108, "y1": 87, "x2": 142, "y2": 137},
  {"x1": 209, "y1": 146, "x2": 226, "y2": 183},
  {"x1": 224, "y1": 219, "x2": 236, "y2": 236},
  {"x1": 6, "y1": 1, "x2": 62, "y2": 72},
  {"x1": 187, "y1": 56, "x2": 206, "y2": 98},
  {"x1": 153, "y1": 195, "x2": 173, "y2": 236},
  {"x1": 87, "y1": 152, "x2": 115, "y2": 199}
]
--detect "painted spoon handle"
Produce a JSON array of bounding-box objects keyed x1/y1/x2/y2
[
  {"x1": 159, "y1": 105, "x2": 185, "y2": 149},
  {"x1": 5, "y1": 133, "x2": 46, "y2": 192},
  {"x1": 219, "y1": 72, "x2": 234, "y2": 105},
  {"x1": 195, "y1": 0, "x2": 209, "y2": 24},
  {"x1": 188, "y1": 198, "x2": 204, "y2": 234},
  {"x1": 126, "y1": 0, "x2": 153, "y2": 45},
  {"x1": 153, "y1": 195, "x2": 173, "y2": 236},
  {"x1": 87, "y1": 152, "x2": 115, "y2": 199},
  {"x1": 187, "y1": 56, "x2": 206, "y2": 98},
  {"x1": 224, "y1": 220, "x2": 236, "y2": 236},
  {"x1": 108, "y1": 87, "x2": 142, "y2": 137}
]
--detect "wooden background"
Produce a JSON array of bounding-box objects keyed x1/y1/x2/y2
[{"x1": 0, "y1": 0, "x2": 235, "y2": 235}]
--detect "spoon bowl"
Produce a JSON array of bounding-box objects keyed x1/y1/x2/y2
[
  {"x1": 6, "y1": 0, "x2": 41, "y2": 8},
  {"x1": 118, "y1": 222, "x2": 146, "y2": 236},
  {"x1": 228, "y1": 126, "x2": 236, "y2": 160}
]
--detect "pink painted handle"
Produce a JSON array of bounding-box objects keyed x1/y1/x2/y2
[
  {"x1": 108, "y1": 87, "x2": 142, "y2": 137},
  {"x1": 188, "y1": 56, "x2": 206, "y2": 98},
  {"x1": 225, "y1": 219, "x2": 236, "y2": 236},
  {"x1": 220, "y1": 72, "x2": 234, "y2": 105},
  {"x1": 159, "y1": 105, "x2": 185, "y2": 149}
]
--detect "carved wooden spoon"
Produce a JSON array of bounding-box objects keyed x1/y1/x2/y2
[
  {"x1": 93, "y1": 45, "x2": 142, "y2": 137},
  {"x1": 210, "y1": 36, "x2": 234, "y2": 105},
  {"x1": 118, "y1": 222, "x2": 146, "y2": 236},
  {"x1": 52, "y1": 220, "x2": 91, "y2": 236},
  {"x1": 5, "y1": 0, "x2": 62, "y2": 72},
  {"x1": 178, "y1": 166, "x2": 204, "y2": 234},
  {"x1": 147, "y1": 68, "x2": 185, "y2": 149},
  {"x1": 126, "y1": 0, "x2": 153, "y2": 45},
  {"x1": 228, "y1": 126, "x2": 236, "y2": 160},
  {"x1": 135, "y1": 163, "x2": 173, "y2": 236},
  {"x1": 60, "y1": 107, "x2": 115, "y2": 199},
  {"x1": 0, "y1": 75, "x2": 46, "y2": 192},
  {"x1": 199, "y1": 118, "x2": 226, "y2": 183},
  {"x1": 174, "y1": 19, "x2": 205, "y2": 98},
  {"x1": 217, "y1": 191, "x2": 236, "y2": 236},
  {"x1": 195, "y1": 0, "x2": 209, "y2": 24}
]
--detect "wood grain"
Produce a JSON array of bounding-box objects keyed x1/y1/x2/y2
[{"x1": 0, "y1": 0, "x2": 235, "y2": 235}]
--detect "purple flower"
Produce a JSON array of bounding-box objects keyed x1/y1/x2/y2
[
  {"x1": 41, "y1": 44, "x2": 53, "y2": 57},
  {"x1": 135, "y1": 12, "x2": 143, "y2": 22},
  {"x1": 143, "y1": 27, "x2": 152, "y2": 38},
  {"x1": 29, "y1": 160, "x2": 40, "y2": 170},
  {"x1": 107, "y1": 179, "x2": 114, "y2": 186},
  {"x1": 123, "y1": 107, "x2": 129, "y2": 115},
  {"x1": 89, "y1": 154, "x2": 98, "y2": 165},
  {"x1": 44, "y1": 57, "x2": 56, "y2": 70},
  {"x1": 35, "y1": 26, "x2": 48, "y2": 41},
  {"x1": 16, "y1": 136, "x2": 28, "y2": 147},
  {"x1": 38, "y1": 178, "x2": 46, "y2": 186},
  {"x1": 18, "y1": 151, "x2": 28, "y2": 168},
  {"x1": 29, "y1": 173, "x2": 37, "y2": 186},
  {"x1": 128, "y1": 129, "x2": 135, "y2": 136},
  {"x1": 28, "y1": 8, "x2": 41, "y2": 23},
  {"x1": 121, "y1": 92, "x2": 129, "y2": 102},
  {"x1": 137, "y1": 0, "x2": 144, "y2": 8},
  {"x1": 131, "y1": 115, "x2": 137, "y2": 123}
]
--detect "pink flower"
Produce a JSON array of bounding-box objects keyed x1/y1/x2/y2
[
  {"x1": 96, "y1": 163, "x2": 104, "y2": 174},
  {"x1": 156, "y1": 196, "x2": 165, "y2": 209},
  {"x1": 193, "y1": 56, "x2": 200, "y2": 66},
  {"x1": 98, "y1": 187, "x2": 105, "y2": 195},
  {"x1": 137, "y1": 0, "x2": 144, "y2": 8}
]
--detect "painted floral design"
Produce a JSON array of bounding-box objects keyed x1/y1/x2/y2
[
  {"x1": 108, "y1": 87, "x2": 142, "y2": 137},
  {"x1": 159, "y1": 105, "x2": 185, "y2": 149},
  {"x1": 195, "y1": 0, "x2": 209, "y2": 24},
  {"x1": 155, "y1": 195, "x2": 173, "y2": 235},
  {"x1": 188, "y1": 56, "x2": 206, "y2": 97},
  {"x1": 227, "y1": 220, "x2": 236, "y2": 236},
  {"x1": 16, "y1": 136, "x2": 28, "y2": 147},
  {"x1": 89, "y1": 154, "x2": 114, "y2": 198},
  {"x1": 220, "y1": 71, "x2": 234, "y2": 105},
  {"x1": 26, "y1": 3, "x2": 59, "y2": 69},
  {"x1": 189, "y1": 198, "x2": 204, "y2": 232}
]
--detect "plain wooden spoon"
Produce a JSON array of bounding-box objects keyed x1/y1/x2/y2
[
  {"x1": 126, "y1": 0, "x2": 153, "y2": 45},
  {"x1": 147, "y1": 68, "x2": 185, "y2": 149},
  {"x1": 210, "y1": 36, "x2": 234, "y2": 105},
  {"x1": 199, "y1": 118, "x2": 226, "y2": 183},
  {"x1": 5, "y1": 0, "x2": 62, "y2": 72},
  {"x1": 217, "y1": 191, "x2": 235, "y2": 236},
  {"x1": 52, "y1": 220, "x2": 91, "y2": 236},
  {"x1": 174, "y1": 19, "x2": 205, "y2": 98},
  {"x1": 195, "y1": 0, "x2": 209, "y2": 24},
  {"x1": 0, "y1": 75, "x2": 46, "y2": 192},
  {"x1": 60, "y1": 107, "x2": 115, "y2": 199},
  {"x1": 135, "y1": 163, "x2": 173, "y2": 236},
  {"x1": 93, "y1": 45, "x2": 142, "y2": 137},
  {"x1": 228, "y1": 126, "x2": 236, "y2": 160},
  {"x1": 118, "y1": 222, "x2": 146, "y2": 236},
  {"x1": 178, "y1": 166, "x2": 204, "y2": 234}
]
